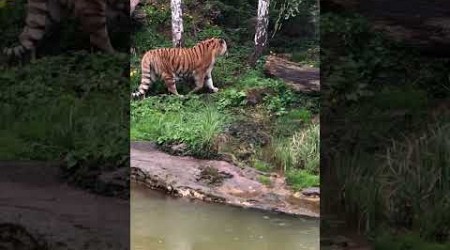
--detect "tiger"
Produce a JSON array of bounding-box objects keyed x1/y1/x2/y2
[
  {"x1": 2, "y1": 0, "x2": 128, "y2": 62},
  {"x1": 131, "y1": 37, "x2": 228, "y2": 99}
]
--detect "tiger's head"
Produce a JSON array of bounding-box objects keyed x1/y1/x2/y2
[{"x1": 198, "y1": 38, "x2": 228, "y2": 57}]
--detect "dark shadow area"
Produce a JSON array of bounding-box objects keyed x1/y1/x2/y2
[
  {"x1": 0, "y1": 1, "x2": 130, "y2": 249},
  {"x1": 321, "y1": 0, "x2": 450, "y2": 249}
]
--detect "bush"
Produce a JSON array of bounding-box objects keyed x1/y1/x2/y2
[{"x1": 286, "y1": 170, "x2": 319, "y2": 190}]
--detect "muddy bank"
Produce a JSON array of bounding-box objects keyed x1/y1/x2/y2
[
  {"x1": 0, "y1": 162, "x2": 129, "y2": 250},
  {"x1": 130, "y1": 141, "x2": 319, "y2": 218}
]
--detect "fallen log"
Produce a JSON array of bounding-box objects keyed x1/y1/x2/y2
[
  {"x1": 264, "y1": 55, "x2": 320, "y2": 93},
  {"x1": 326, "y1": 0, "x2": 450, "y2": 57}
]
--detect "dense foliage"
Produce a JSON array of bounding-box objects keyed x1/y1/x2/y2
[
  {"x1": 322, "y1": 12, "x2": 450, "y2": 247},
  {"x1": 0, "y1": 1, "x2": 129, "y2": 192}
]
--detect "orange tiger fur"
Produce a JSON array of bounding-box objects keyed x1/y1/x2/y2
[{"x1": 132, "y1": 38, "x2": 228, "y2": 99}]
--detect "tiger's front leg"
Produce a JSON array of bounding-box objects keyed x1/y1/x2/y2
[
  {"x1": 205, "y1": 71, "x2": 219, "y2": 93},
  {"x1": 162, "y1": 73, "x2": 182, "y2": 96}
]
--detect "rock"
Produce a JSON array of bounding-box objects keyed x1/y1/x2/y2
[
  {"x1": 170, "y1": 143, "x2": 187, "y2": 155},
  {"x1": 130, "y1": 141, "x2": 319, "y2": 217},
  {"x1": 264, "y1": 55, "x2": 320, "y2": 93},
  {"x1": 97, "y1": 167, "x2": 130, "y2": 199},
  {"x1": 196, "y1": 165, "x2": 233, "y2": 187},
  {"x1": 302, "y1": 187, "x2": 320, "y2": 197}
]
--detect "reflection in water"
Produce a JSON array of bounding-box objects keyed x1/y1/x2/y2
[{"x1": 131, "y1": 182, "x2": 319, "y2": 250}]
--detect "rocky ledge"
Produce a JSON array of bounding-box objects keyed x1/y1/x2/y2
[{"x1": 131, "y1": 141, "x2": 319, "y2": 218}]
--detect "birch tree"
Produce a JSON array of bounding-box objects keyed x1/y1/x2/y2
[
  {"x1": 170, "y1": 0, "x2": 184, "y2": 47},
  {"x1": 249, "y1": 0, "x2": 270, "y2": 66}
]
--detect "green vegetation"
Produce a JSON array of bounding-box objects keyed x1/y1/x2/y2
[
  {"x1": 258, "y1": 175, "x2": 272, "y2": 186},
  {"x1": 131, "y1": 96, "x2": 230, "y2": 158},
  {"x1": 374, "y1": 231, "x2": 450, "y2": 250},
  {"x1": 0, "y1": 0, "x2": 129, "y2": 191},
  {"x1": 131, "y1": 0, "x2": 319, "y2": 189},
  {"x1": 322, "y1": 12, "x2": 449, "y2": 247}
]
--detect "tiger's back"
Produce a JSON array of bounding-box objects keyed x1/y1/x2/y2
[{"x1": 132, "y1": 38, "x2": 228, "y2": 98}]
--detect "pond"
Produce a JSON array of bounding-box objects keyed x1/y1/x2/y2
[{"x1": 131, "y1": 182, "x2": 319, "y2": 250}]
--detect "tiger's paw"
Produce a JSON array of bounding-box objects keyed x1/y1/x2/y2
[{"x1": 212, "y1": 87, "x2": 219, "y2": 93}]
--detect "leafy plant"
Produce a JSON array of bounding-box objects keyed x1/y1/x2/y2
[
  {"x1": 286, "y1": 170, "x2": 319, "y2": 190},
  {"x1": 258, "y1": 175, "x2": 272, "y2": 186}
]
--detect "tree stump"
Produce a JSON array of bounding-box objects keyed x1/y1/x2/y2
[{"x1": 264, "y1": 55, "x2": 320, "y2": 93}]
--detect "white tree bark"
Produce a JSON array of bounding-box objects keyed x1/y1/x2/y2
[
  {"x1": 250, "y1": 0, "x2": 270, "y2": 66},
  {"x1": 170, "y1": 0, "x2": 184, "y2": 47}
]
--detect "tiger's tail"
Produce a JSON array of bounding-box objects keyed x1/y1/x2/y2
[
  {"x1": 131, "y1": 52, "x2": 156, "y2": 99},
  {"x1": 3, "y1": 0, "x2": 49, "y2": 61}
]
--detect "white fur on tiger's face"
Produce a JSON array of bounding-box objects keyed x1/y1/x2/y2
[{"x1": 2, "y1": 0, "x2": 129, "y2": 63}]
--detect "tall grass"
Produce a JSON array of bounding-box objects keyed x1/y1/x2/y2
[
  {"x1": 257, "y1": 123, "x2": 320, "y2": 189},
  {"x1": 382, "y1": 123, "x2": 450, "y2": 241},
  {"x1": 271, "y1": 123, "x2": 320, "y2": 173},
  {"x1": 336, "y1": 122, "x2": 450, "y2": 241}
]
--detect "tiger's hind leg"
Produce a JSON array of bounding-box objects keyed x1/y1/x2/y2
[
  {"x1": 80, "y1": 7, "x2": 115, "y2": 54},
  {"x1": 189, "y1": 72, "x2": 206, "y2": 94},
  {"x1": 162, "y1": 73, "x2": 181, "y2": 96}
]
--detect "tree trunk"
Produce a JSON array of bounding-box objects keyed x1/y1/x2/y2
[
  {"x1": 249, "y1": 0, "x2": 270, "y2": 67},
  {"x1": 170, "y1": 0, "x2": 184, "y2": 48}
]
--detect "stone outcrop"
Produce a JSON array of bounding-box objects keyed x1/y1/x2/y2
[{"x1": 130, "y1": 141, "x2": 320, "y2": 218}]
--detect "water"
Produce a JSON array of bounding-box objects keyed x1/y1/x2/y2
[{"x1": 131, "y1": 182, "x2": 319, "y2": 250}]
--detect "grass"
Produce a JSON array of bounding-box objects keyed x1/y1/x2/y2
[
  {"x1": 0, "y1": 51, "x2": 129, "y2": 191},
  {"x1": 286, "y1": 170, "x2": 319, "y2": 190},
  {"x1": 381, "y1": 123, "x2": 450, "y2": 240},
  {"x1": 0, "y1": 52, "x2": 129, "y2": 162},
  {"x1": 374, "y1": 231, "x2": 450, "y2": 250},
  {"x1": 258, "y1": 176, "x2": 272, "y2": 186},
  {"x1": 131, "y1": 96, "x2": 230, "y2": 157}
]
